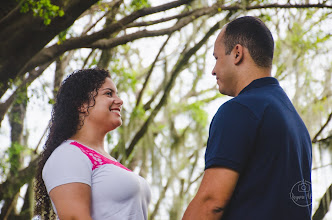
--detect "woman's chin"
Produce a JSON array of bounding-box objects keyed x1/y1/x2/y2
[{"x1": 108, "y1": 120, "x2": 122, "y2": 131}]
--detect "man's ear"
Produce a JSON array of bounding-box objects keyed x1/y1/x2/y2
[{"x1": 233, "y1": 44, "x2": 243, "y2": 65}]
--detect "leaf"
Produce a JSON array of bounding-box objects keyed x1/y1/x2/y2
[{"x1": 18, "y1": 0, "x2": 65, "y2": 26}]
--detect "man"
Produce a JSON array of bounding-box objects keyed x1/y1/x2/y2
[{"x1": 183, "y1": 16, "x2": 312, "y2": 220}]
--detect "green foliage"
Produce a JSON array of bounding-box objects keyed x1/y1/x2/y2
[
  {"x1": 130, "y1": 0, "x2": 151, "y2": 11},
  {"x1": 7, "y1": 142, "x2": 25, "y2": 174},
  {"x1": 15, "y1": 88, "x2": 29, "y2": 105},
  {"x1": 96, "y1": 1, "x2": 110, "y2": 12},
  {"x1": 106, "y1": 133, "x2": 112, "y2": 144},
  {"x1": 272, "y1": 8, "x2": 332, "y2": 139},
  {"x1": 110, "y1": 58, "x2": 138, "y2": 92},
  {"x1": 89, "y1": 56, "x2": 100, "y2": 68},
  {"x1": 9, "y1": 110, "x2": 23, "y2": 125},
  {"x1": 48, "y1": 98, "x2": 55, "y2": 105},
  {"x1": 258, "y1": 13, "x2": 272, "y2": 22},
  {"x1": 0, "y1": 150, "x2": 9, "y2": 177},
  {"x1": 132, "y1": 105, "x2": 146, "y2": 119},
  {"x1": 185, "y1": 101, "x2": 208, "y2": 127},
  {"x1": 9, "y1": 93, "x2": 28, "y2": 125},
  {"x1": 1, "y1": 1, "x2": 330, "y2": 218},
  {"x1": 122, "y1": 69, "x2": 138, "y2": 91},
  {"x1": 57, "y1": 28, "x2": 69, "y2": 44},
  {"x1": 20, "y1": 0, "x2": 65, "y2": 25},
  {"x1": 287, "y1": 14, "x2": 330, "y2": 55}
]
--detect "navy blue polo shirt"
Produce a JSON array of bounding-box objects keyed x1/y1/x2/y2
[{"x1": 205, "y1": 77, "x2": 312, "y2": 220}]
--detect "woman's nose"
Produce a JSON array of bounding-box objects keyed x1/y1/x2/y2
[{"x1": 116, "y1": 96, "x2": 123, "y2": 105}]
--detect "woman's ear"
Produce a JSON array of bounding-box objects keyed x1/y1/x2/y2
[
  {"x1": 233, "y1": 44, "x2": 243, "y2": 65},
  {"x1": 78, "y1": 103, "x2": 88, "y2": 114}
]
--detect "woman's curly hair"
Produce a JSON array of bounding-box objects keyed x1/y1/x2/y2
[{"x1": 34, "y1": 68, "x2": 110, "y2": 219}]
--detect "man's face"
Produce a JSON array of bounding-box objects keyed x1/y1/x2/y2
[{"x1": 212, "y1": 29, "x2": 236, "y2": 97}]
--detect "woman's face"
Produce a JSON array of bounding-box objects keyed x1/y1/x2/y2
[{"x1": 83, "y1": 77, "x2": 123, "y2": 132}]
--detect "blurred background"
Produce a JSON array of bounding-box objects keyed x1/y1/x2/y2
[{"x1": 0, "y1": 0, "x2": 331, "y2": 219}]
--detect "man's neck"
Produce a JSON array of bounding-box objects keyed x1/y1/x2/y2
[{"x1": 234, "y1": 69, "x2": 271, "y2": 97}]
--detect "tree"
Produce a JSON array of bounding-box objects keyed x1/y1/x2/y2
[{"x1": 0, "y1": 0, "x2": 331, "y2": 219}]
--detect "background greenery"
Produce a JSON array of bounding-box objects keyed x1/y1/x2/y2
[{"x1": 0, "y1": 0, "x2": 331, "y2": 219}]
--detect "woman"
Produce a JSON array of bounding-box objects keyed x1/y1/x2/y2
[{"x1": 35, "y1": 68, "x2": 151, "y2": 220}]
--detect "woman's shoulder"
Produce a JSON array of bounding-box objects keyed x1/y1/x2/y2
[
  {"x1": 49, "y1": 140, "x2": 80, "y2": 157},
  {"x1": 45, "y1": 140, "x2": 91, "y2": 167},
  {"x1": 42, "y1": 140, "x2": 93, "y2": 193}
]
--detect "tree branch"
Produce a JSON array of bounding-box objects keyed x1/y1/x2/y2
[
  {"x1": 19, "y1": 0, "x2": 192, "y2": 76},
  {"x1": 150, "y1": 177, "x2": 173, "y2": 220},
  {"x1": 314, "y1": 135, "x2": 332, "y2": 145},
  {"x1": 313, "y1": 183, "x2": 332, "y2": 220},
  {"x1": 244, "y1": 3, "x2": 332, "y2": 9},
  {"x1": 0, "y1": 1, "x2": 22, "y2": 25},
  {"x1": 0, "y1": 156, "x2": 38, "y2": 201},
  {"x1": 189, "y1": 171, "x2": 204, "y2": 188},
  {"x1": 312, "y1": 163, "x2": 332, "y2": 170},
  {"x1": 0, "y1": 61, "x2": 52, "y2": 126},
  {"x1": 127, "y1": 2, "x2": 332, "y2": 29},
  {"x1": 90, "y1": 5, "x2": 211, "y2": 48},
  {"x1": 33, "y1": 124, "x2": 49, "y2": 154},
  {"x1": 312, "y1": 111, "x2": 332, "y2": 143},
  {"x1": 82, "y1": 0, "x2": 124, "y2": 36},
  {"x1": 136, "y1": 34, "x2": 172, "y2": 107},
  {"x1": 82, "y1": 12, "x2": 109, "y2": 36},
  {"x1": 21, "y1": 2, "x2": 331, "y2": 79},
  {"x1": 125, "y1": 17, "x2": 225, "y2": 158},
  {"x1": 82, "y1": 49, "x2": 96, "y2": 69},
  {"x1": 127, "y1": 10, "x2": 194, "y2": 28},
  {"x1": 0, "y1": 0, "x2": 100, "y2": 96}
]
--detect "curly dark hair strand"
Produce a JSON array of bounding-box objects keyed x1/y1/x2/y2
[{"x1": 34, "y1": 68, "x2": 110, "y2": 219}]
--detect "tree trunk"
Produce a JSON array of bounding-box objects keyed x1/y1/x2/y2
[
  {"x1": 0, "y1": 0, "x2": 99, "y2": 95},
  {"x1": 313, "y1": 183, "x2": 332, "y2": 220},
  {"x1": 0, "y1": 87, "x2": 28, "y2": 219}
]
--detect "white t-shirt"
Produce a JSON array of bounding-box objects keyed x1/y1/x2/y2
[{"x1": 42, "y1": 140, "x2": 151, "y2": 220}]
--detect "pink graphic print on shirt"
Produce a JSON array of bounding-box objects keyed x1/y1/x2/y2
[{"x1": 70, "y1": 141, "x2": 132, "y2": 172}]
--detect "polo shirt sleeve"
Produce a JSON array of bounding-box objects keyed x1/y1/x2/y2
[
  {"x1": 205, "y1": 100, "x2": 259, "y2": 173},
  {"x1": 42, "y1": 144, "x2": 93, "y2": 194}
]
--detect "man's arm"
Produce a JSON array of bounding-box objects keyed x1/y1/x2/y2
[{"x1": 182, "y1": 167, "x2": 239, "y2": 220}]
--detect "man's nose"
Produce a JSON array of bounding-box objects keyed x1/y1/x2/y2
[{"x1": 212, "y1": 68, "x2": 216, "y2": 76}]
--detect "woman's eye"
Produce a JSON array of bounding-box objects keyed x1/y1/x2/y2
[{"x1": 106, "y1": 92, "x2": 113, "y2": 96}]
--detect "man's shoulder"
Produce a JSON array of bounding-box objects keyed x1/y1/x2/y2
[
  {"x1": 214, "y1": 85, "x2": 285, "y2": 122},
  {"x1": 230, "y1": 88, "x2": 276, "y2": 117},
  {"x1": 214, "y1": 98, "x2": 260, "y2": 122},
  {"x1": 234, "y1": 87, "x2": 270, "y2": 104}
]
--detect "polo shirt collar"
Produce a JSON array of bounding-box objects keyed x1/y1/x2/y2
[{"x1": 239, "y1": 77, "x2": 279, "y2": 95}]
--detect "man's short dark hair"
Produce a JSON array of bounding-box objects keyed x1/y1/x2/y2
[{"x1": 223, "y1": 16, "x2": 274, "y2": 68}]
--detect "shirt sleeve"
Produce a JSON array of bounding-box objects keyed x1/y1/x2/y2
[
  {"x1": 42, "y1": 143, "x2": 93, "y2": 194},
  {"x1": 205, "y1": 100, "x2": 259, "y2": 173}
]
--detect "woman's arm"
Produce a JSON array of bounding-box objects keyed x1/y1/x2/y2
[{"x1": 49, "y1": 182, "x2": 92, "y2": 220}]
